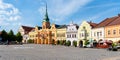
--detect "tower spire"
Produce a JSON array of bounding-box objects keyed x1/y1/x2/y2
[{"x1": 43, "y1": 3, "x2": 49, "y2": 22}]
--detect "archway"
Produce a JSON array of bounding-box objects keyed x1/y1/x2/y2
[{"x1": 79, "y1": 40, "x2": 83, "y2": 47}]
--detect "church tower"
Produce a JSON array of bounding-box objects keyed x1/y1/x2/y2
[{"x1": 42, "y1": 4, "x2": 50, "y2": 29}]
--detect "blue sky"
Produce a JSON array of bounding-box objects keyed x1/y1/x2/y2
[{"x1": 0, "y1": 0, "x2": 120, "y2": 33}]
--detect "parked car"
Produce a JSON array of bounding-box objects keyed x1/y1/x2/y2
[{"x1": 108, "y1": 43, "x2": 120, "y2": 51}]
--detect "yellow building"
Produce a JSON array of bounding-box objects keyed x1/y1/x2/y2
[
  {"x1": 105, "y1": 15, "x2": 120, "y2": 42},
  {"x1": 29, "y1": 5, "x2": 66, "y2": 44},
  {"x1": 78, "y1": 21, "x2": 97, "y2": 46},
  {"x1": 56, "y1": 25, "x2": 66, "y2": 41}
]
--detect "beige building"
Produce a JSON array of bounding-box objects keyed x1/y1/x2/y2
[{"x1": 105, "y1": 15, "x2": 120, "y2": 42}]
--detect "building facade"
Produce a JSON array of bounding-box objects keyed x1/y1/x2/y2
[
  {"x1": 19, "y1": 26, "x2": 34, "y2": 43},
  {"x1": 66, "y1": 22, "x2": 78, "y2": 46},
  {"x1": 105, "y1": 15, "x2": 120, "y2": 42},
  {"x1": 29, "y1": 5, "x2": 68, "y2": 44},
  {"x1": 56, "y1": 25, "x2": 66, "y2": 41},
  {"x1": 78, "y1": 21, "x2": 97, "y2": 46},
  {"x1": 92, "y1": 27, "x2": 104, "y2": 41}
]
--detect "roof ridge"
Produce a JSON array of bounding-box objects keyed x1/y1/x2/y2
[{"x1": 106, "y1": 16, "x2": 119, "y2": 26}]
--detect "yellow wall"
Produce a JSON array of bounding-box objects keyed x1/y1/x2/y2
[
  {"x1": 78, "y1": 21, "x2": 92, "y2": 40},
  {"x1": 105, "y1": 24, "x2": 120, "y2": 42},
  {"x1": 56, "y1": 28, "x2": 66, "y2": 41}
]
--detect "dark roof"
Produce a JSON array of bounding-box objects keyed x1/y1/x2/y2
[
  {"x1": 21, "y1": 26, "x2": 34, "y2": 34},
  {"x1": 55, "y1": 24, "x2": 67, "y2": 29},
  {"x1": 37, "y1": 26, "x2": 42, "y2": 30},
  {"x1": 88, "y1": 22, "x2": 98, "y2": 28},
  {"x1": 95, "y1": 16, "x2": 118, "y2": 28}
]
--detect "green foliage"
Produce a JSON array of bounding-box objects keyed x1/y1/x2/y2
[
  {"x1": 8, "y1": 30, "x2": 15, "y2": 42},
  {"x1": 112, "y1": 43, "x2": 117, "y2": 48},
  {"x1": 73, "y1": 40, "x2": 77, "y2": 47},
  {"x1": 66, "y1": 40, "x2": 71, "y2": 46},
  {"x1": 27, "y1": 39, "x2": 34, "y2": 43},
  {"x1": 16, "y1": 32, "x2": 22, "y2": 43},
  {"x1": 60, "y1": 40, "x2": 63, "y2": 45},
  {"x1": 1, "y1": 30, "x2": 8, "y2": 42},
  {"x1": 84, "y1": 40, "x2": 89, "y2": 46}
]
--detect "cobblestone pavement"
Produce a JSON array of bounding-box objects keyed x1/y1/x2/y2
[{"x1": 0, "y1": 44, "x2": 120, "y2": 60}]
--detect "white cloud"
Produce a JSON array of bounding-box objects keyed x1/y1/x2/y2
[
  {"x1": 0, "y1": 0, "x2": 21, "y2": 22},
  {"x1": 38, "y1": 0, "x2": 93, "y2": 22},
  {"x1": 0, "y1": 0, "x2": 22, "y2": 33}
]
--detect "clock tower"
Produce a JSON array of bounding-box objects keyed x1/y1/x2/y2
[{"x1": 42, "y1": 4, "x2": 50, "y2": 29}]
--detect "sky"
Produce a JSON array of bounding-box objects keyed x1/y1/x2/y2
[{"x1": 0, "y1": 0, "x2": 120, "y2": 33}]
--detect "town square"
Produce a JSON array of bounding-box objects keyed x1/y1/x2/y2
[
  {"x1": 0, "y1": 0, "x2": 120, "y2": 60},
  {"x1": 0, "y1": 44, "x2": 120, "y2": 60}
]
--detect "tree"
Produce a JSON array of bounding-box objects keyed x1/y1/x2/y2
[
  {"x1": 1, "y1": 30, "x2": 8, "y2": 42},
  {"x1": 73, "y1": 40, "x2": 77, "y2": 47},
  {"x1": 8, "y1": 30, "x2": 15, "y2": 42},
  {"x1": 60, "y1": 40, "x2": 63, "y2": 45},
  {"x1": 16, "y1": 32, "x2": 22, "y2": 43},
  {"x1": 66, "y1": 40, "x2": 71, "y2": 46}
]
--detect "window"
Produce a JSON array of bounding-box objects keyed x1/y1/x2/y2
[
  {"x1": 97, "y1": 32, "x2": 99, "y2": 36},
  {"x1": 67, "y1": 35, "x2": 69, "y2": 38},
  {"x1": 72, "y1": 29, "x2": 74, "y2": 30},
  {"x1": 113, "y1": 30, "x2": 116, "y2": 34},
  {"x1": 108, "y1": 30, "x2": 110, "y2": 35},
  {"x1": 70, "y1": 34, "x2": 71, "y2": 38},
  {"x1": 75, "y1": 34, "x2": 76, "y2": 38},
  {"x1": 100, "y1": 31, "x2": 102, "y2": 36},
  {"x1": 94, "y1": 32, "x2": 96, "y2": 36}
]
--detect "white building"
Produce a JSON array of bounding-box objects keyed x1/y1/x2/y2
[
  {"x1": 91, "y1": 18, "x2": 114, "y2": 41},
  {"x1": 66, "y1": 22, "x2": 79, "y2": 46},
  {"x1": 92, "y1": 27, "x2": 104, "y2": 41},
  {"x1": 18, "y1": 26, "x2": 34, "y2": 43}
]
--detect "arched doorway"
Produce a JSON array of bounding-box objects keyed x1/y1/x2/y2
[{"x1": 79, "y1": 40, "x2": 83, "y2": 47}]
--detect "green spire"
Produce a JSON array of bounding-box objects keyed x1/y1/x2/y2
[{"x1": 43, "y1": 3, "x2": 49, "y2": 22}]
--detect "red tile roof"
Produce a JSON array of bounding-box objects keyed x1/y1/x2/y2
[
  {"x1": 21, "y1": 26, "x2": 34, "y2": 34},
  {"x1": 107, "y1": 16, "x2": 120, "y2": 26},
  {"x1": 88, "y1": 22, "x2": 98, "y2": 28},
  {"x1": 95, "y1": 16, "x2": 119, "y2": 28}
]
